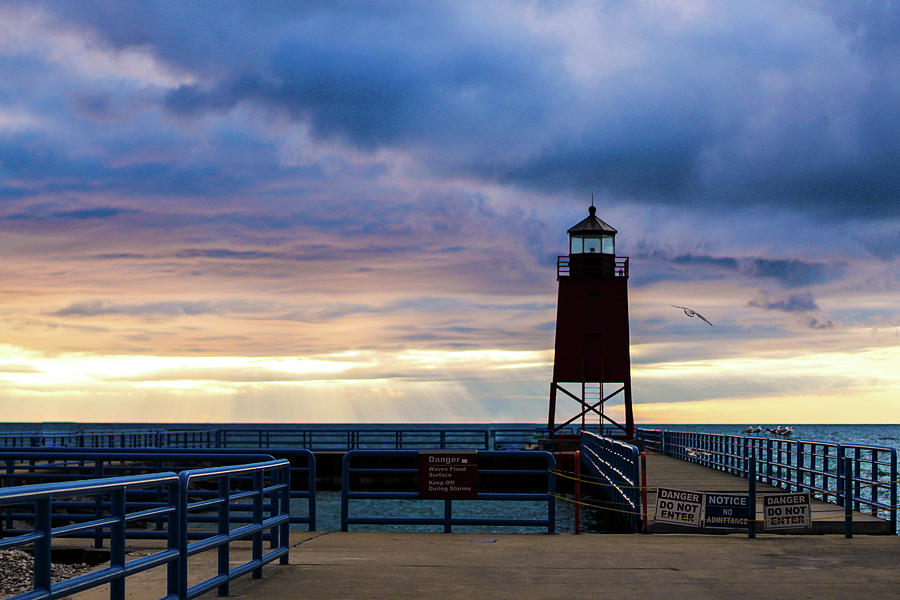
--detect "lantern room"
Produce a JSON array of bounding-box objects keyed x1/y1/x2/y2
[{"x1": 565, "y1": 205, "x2": 618, "y2": 278}]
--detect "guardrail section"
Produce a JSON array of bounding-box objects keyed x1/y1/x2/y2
[
  {"x1": 636, "y1": 428, "x2": 898, "y2": 533},
  {"x1": 341, "y1": 450, "x2": 556, "y2": 533},
  {"x1": 0, "y1": 425, "x2": 594, "y2": 452},
  {"x1": 178, "y1": 459, "x2": 291, "y2": 599},
  {"x1": 579, "y1": 431, "x2": 643, "y2": 532},
  {"x1": 1, "y1": 449, "x2": 316, "y2": 534},
  {"x1": 0, "y1": 472, "x2": 181, "y2": 600}
]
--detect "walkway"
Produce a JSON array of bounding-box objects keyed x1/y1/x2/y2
[
  {"x1": 644, "y1": 450, "x2": 891, "y2": 533},
  {"x1": 68, "y1": 532, "x2": 900, "y2": 600}
]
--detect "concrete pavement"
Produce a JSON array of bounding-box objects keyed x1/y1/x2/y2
[{"x1": 67, "y1": 531, "x2": 900, "y2": 600}]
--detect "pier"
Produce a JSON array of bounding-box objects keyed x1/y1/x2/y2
[{"x1": 0, "y1": 425, "x2": 897, "y2": 600}]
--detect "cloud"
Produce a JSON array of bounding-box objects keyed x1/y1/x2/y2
[
  {"x1": 672, "y1": 254, "x2": 740, "y2": 271},
  {"x1": 749, "y1": 292, "x2": 820, "y2": 313},
  {"x1": 741, "y1": 258, "x2": 843, "y2": 287},
  {"x1": 807, "y1": 318, "x2": 834, "y2": 330},
  {"x1": 865, "y1": 231, "x2": 900, "y2": 261},
  {"x1": 175, "y1": 248, "x2": 283, "y2": 260},
  {"x1": 52, "y1": 300, "x2": 218, "y2": 317},
  {"x1": 15, "y1": 1, "x2": 893, "y2": 218}
]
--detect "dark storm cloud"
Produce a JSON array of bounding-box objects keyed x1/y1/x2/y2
[
  {"x1": 6, "y1": 2, "x2": 897, "y2": 218},
  {"x1": 748, "y1": 292, "x2": 820, "y2": 313},
  {"x1": 741, "y1": 258, "x2": 843, "y2": 287},
  {"x1": 636, "y1": 250, "x2": 844, "y2": 288},
  {"x1": 672, "y1": 254, "x2": 740, "y2": 271}
]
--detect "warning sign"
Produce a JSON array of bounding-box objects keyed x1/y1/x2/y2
[
  {"x1": 763, "y1": 493, "x2": 810, "y2": 530},
  {"x1": 654, "y1": 488, "x2": 702, "y2": 527},
  {"x1": 704, "y1": 493, "x2": 749, "y2": 529},
  {"x1": 418, "y1": 451, "x2": 478, "y2": 499}
]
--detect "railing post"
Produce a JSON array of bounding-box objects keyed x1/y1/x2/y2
[
  {"x1": 341, "y1": 453, "x2": 350, "y2": 532},
  {"x1": 178, "y1": 473, "x2": 189, "y2": 600},
  {"x1": 640, "y1": 451, "x2": 648, "y2": 533},
  {"x1": 574, "y1": 449, "x2": 581, "y2": 535},
  {"x1": 280, "y1": 466, "x2": 291, "y2": 564},
  {"x1": 844, "y1": 457, "x2": 853, "y2": 538},
  {"x1": 748, "y1": 451, "x2": 756, "y2": 539},
  {"x1": 252, "y1": 470, "x2": 264, "y2": 579},
  {"x1": 890, "y1": 448, "x2": 897, "y2": 534},
  {"x1": 167, "y1": 479, "x2": 179, "y2": 599},
  {"x1": 444, "y1": 499, "x2": 452, "y2": 533},
  {"x1": 836, "y1": 445, "x2": 845, "y2": 507},
  {"x1": 218, "y1": 475, "x2": 231, "y2": 596},
  {"x1": 111, "y1": 488, "x2": 126, "y2": 600},
  {"x1": 34, "y1": 497, "x2": 52, "y2": 595}
]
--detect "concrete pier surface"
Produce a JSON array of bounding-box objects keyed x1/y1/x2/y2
[{"x1": 67, "y1": 531, "x2": 900, "y2": 600}]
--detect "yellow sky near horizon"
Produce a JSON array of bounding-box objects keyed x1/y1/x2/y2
[{"x1": 1, "y1": 341, "x2": 897, "y2": 424}]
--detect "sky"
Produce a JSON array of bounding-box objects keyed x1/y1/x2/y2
[{"x1": 0, "y1": 1, "x2": 897, "y2": 424}]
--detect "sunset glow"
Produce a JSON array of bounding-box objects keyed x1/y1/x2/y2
[{"x1": 0, "y1": 2, "x2": 897, "y2": 424}]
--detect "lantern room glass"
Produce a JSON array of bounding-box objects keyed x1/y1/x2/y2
[{"x1": 569, "y1": 234, "x2": 615, "y2": 255}]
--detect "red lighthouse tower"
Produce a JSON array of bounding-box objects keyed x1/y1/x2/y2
[{"x1": 547, "y1": 205, "x2": 634, "y2": 439}]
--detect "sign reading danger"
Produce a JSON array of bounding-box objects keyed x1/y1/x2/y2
[
  {"x1": 763, "y1": 492, "x2": 811, "y2": 530},
  {"x1": 654, "y1": 488, "x2": 702, "y2": 527},
  {"x1": 418, "y1": 451, "x2": 478, "y2": 499}
]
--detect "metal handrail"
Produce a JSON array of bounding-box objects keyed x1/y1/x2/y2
[
  {"x1": 178, "y1": 459, "x2": 291, "y2": 599},
  {"x1": 0, "y1": 472, "x2": 181, "y2": 600},
  {"x1": 0, "y1": 426, "x2": 572, "y2": 452},
  {"x1": 579, "y1": 431, "x2": 642, "y2": 531},
  {"x1": 635, "y1": 428, "x2": 898, "y2": 533},
  {"x1": 1, "y1": 449, "x2": 316, "y2": 534},
  {"x1": 340, "y1": 450, "x2": 556, "y2": 533}
]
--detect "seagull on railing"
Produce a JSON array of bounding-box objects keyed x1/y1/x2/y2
[{"x1": 672, "y1": 305, "x2": 713, "y2": 326}]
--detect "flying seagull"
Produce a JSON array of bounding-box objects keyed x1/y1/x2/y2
[{"x1": 672, "y1": 305, "x2": 713, "y2": 326}]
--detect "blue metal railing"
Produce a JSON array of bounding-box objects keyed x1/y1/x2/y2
[
  {"x1": 178, "y1": 459, "x2": 291, "y2": 599},
  {"x1": 0, "y1": 426, "x2": 585, "y2": 452},
  {"x1": 341, "y1": 450, "x2": 556, "y2": 533},
  {"x1": 0, "y1": 472, "x2": 180, "y2": 600},
  {"x1": 0, "y1": 459, "x2": 291, "y2": 600},
  {"x1": 636, "y1": 428, "x2": 898, "y2": 533},
  {"x1": 579, "y1": 431, "x2": 643, "y2": 531},
  {"x1": 1, "y1": 449, "x2": 315, "y2": 534}
]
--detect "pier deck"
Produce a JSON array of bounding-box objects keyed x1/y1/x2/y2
[
  {"x1": 68, "y1": 532, "x2": 900, "y2": 600},
  {"x1": 644, "y1": 450, "x2": 891, "y2": 534}
]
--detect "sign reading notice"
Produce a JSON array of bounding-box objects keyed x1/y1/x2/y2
[
  {"x1": 654, "y1": 488, "x2": 702, "y2": 527},
  {"x1": 704, "y1": 493, "x2": 749, "y2": 529},
  {"x1": 418, "y1": 451, "x2": 478, "y2": 499},
  {"x1": 763, "y1": 493, "x2": 811, "y2": 530}
]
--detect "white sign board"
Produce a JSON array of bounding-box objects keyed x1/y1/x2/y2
[
  {"x1": 654, "y1": 488, "x2": 702, "y2": 527},
  {"x1": 763, "y1": 493, "x2": 811, "y2": 530}
]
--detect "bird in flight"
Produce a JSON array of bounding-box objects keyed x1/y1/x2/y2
[{"x1": 672, "y1": 305, "x2": 713, "y2": 326}]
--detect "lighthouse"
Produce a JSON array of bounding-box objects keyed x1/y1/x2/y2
[{"x1": 547, "y1": 205, "x2": 635, "y2": 438}]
